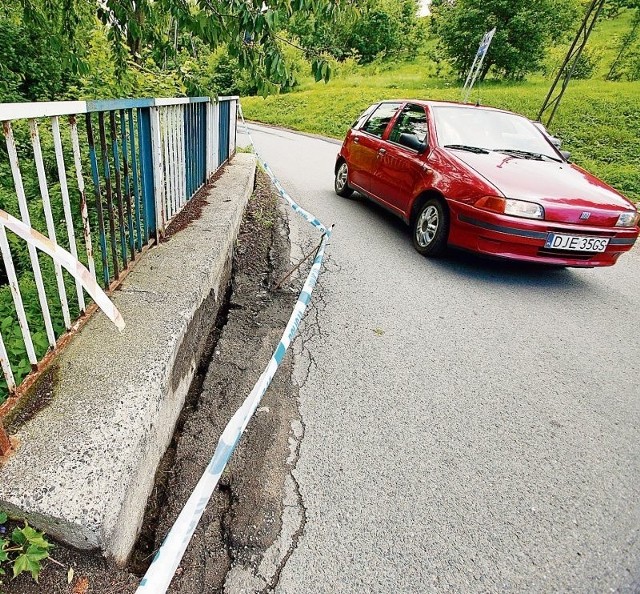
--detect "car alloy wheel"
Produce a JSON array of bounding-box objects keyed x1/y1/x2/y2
[
  {"x1": 412, "y1": 198, "x2": 448, "y2": 256},
  {"x1": 335, "y1": 161, "x2": 354, "y2": 198}
]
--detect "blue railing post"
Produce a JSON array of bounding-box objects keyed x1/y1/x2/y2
[
  {"x1": 85, "y1": 112, "x2": 111, "y2": 288},
  {"x1": 138, "y1": 107, "x2": 156, "y2": 239},
  {"x1": 199, "y1": 102, "x2": 206, "y2": 186},
  {"x1": 218, "y1": 100, "x2": 230, "y2": 166}
]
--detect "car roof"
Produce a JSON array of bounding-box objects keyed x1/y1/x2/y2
[{"x1": 377, "y1": 99, "x2": 520, "y2": 117}]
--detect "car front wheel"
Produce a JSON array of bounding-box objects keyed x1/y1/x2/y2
[
  {"x1": 412, "y1": 199, "x2": 449, "y2": 256},
  {"x1": 335, "y1": 161, "x2": 354, "y2": 198}
]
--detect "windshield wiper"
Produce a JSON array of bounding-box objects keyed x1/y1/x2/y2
[
  {"x1": 493, "y1": 148, "x2": 561, "y2": 162},
  {"x1": 443, "y1": 144, "x2": 490, "y2": 154}
]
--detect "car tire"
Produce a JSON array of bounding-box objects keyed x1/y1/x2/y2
[
  {"x1": 335, "y1": 161, "x2": 354, "y2": 198},
  {"x1": 412, "y1": 198, "x2": 449, "y2": 256}
]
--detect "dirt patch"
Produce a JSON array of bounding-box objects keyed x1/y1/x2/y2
[
  {"x1": 164, "y1": 167, "x2": 227, "y2": 239},
  {"x1": 149, "y1": 170, "x2": 301, "y2": 593},
  {"x1": 1, "y1": 170, "x2": 302, "y2": 593},
  {"x1": 3, "y1": 364, "x2": 58, "y2": 433}
]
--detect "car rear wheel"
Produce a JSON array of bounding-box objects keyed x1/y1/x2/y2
[
  {"x1": 335, "y1": 161, "x2": 354, "y2": 198},
  {"x1": 412, "y1": 199, "x2": 449, "y2": 256}
]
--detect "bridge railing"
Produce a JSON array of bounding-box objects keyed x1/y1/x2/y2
[{"x1": 0, "y1": 96, "x2": 238, "y2": 413}]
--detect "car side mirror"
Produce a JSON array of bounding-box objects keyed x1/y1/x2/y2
[
  {"x1": 399, "y1": 133, "x2": 428, "y2": 154},
  {"x1": 561, "y1": 150, "x2": 571, "y2": 161}
]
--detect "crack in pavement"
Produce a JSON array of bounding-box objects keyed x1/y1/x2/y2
[
  {"x1": 257, "y1": 417, "x2": 308, "y2": 594},
  {"x1": 293, "y1": 267, "x2": 331, "y2": 392},
  {"x1": 255, "y1": 243, "x2": 337, "y2": 592}
]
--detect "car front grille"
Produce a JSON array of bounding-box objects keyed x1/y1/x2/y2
[
  {"x1": 545, "y1": 227, "x2": 616, "y2": 238},
  {"x1": 537, "y1": 248, "x2": 595, "y2": 260}
]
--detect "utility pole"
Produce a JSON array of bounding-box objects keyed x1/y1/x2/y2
[{"x1": 537, "y1": 0, "x2": 606, "y2": 127}]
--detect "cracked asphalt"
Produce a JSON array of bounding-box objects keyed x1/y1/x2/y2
[{"x1": 240, "y1": 123, "x2": 640, "y2": 593}]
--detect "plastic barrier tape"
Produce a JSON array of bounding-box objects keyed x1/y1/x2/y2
[
  {"x1": 237, "y1": 107, "x2": 327, "y2": 234},
  {"x1": 136, "y1": 106, "x2": 331, "y2": 593}
]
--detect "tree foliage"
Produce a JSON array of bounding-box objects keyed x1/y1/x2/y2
[
  {"x1": 94, "y1": 0, "x2": 347, "y2": 95},
  {"x1": 607, "y1": 6, "x2": 640, "y2": 80},
  {"x1": 0, "y1": 1, "x2": 92, "y2": 101},
  {"x1": 0, "y1": 0, "x2": 352, "y2": 104},
  {"x1": 288, "y1": 0, "x2": 424, "y2": 64},
  {"x1": 603, "y1": 0, "x2": 640, "y2": 18},
  {"x1": 431, "y1": 0, "x2": 581, "y2": 80}
]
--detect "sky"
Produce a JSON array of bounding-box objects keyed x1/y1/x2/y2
[{"x1": 418, "y1": 0, "x2": 431, "y2": 17}]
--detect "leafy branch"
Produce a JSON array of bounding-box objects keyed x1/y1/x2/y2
[{"x1": 0, "y1": 512, "x2": 53, "y2": 584}]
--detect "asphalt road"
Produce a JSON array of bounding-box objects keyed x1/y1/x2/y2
[{"x1": 240, "y1": 123, "x2": 640, "y2": 593}]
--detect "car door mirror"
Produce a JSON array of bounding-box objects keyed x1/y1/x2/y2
[{"x1": 398, "y1": 133, "x2": 428, "y2": 154}]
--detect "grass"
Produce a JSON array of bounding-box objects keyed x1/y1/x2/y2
[{"x1": 241, "y1": 12, "x2": 640, "y2": 204}]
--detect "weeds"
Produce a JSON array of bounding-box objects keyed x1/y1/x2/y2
[{"x1": 0, "y1": 512, "x2": 52, "y2": 584}]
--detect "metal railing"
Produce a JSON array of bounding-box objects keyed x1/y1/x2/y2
[{"x1": 0, "y1": 96, "x2": 238, "y2": 426}]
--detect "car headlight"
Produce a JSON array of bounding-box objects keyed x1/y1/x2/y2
[
  {"x1": 475, "y1": 196, "x2": 545, "y2": 220},
  {"x1": 616, "y1": 211, "x2": 639, "y2": 227}
]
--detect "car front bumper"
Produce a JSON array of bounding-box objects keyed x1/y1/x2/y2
[{"x1": 448, "y1": 203, "x2": 638, "y2": 267}]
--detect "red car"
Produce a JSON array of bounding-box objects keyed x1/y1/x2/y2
[{"x1": 334, "y1": 100, "x2": 639, "y2": 267}]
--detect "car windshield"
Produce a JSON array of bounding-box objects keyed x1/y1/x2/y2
[{"x1": 432, "y1": 106, "x2": 560, "y2": 161}]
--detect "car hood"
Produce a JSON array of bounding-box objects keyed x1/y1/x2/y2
[{"x1": 451, "y1": 151, "x2": 634, "y2": 225}]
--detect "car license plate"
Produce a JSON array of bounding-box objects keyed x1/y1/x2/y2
[{"x1": 544, "y1": 233, "x2": 609, "y2": 252}]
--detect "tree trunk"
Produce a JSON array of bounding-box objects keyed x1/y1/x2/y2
[{"x1": 479, "y1": 58, "x2": 493, "y2": 82}]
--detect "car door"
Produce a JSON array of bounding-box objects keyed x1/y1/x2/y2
[
  {"x1": 348, "y1": 102, "x2": 402, "y2": 193},
  {"x1": 371, "y1": 103, "x2": 433, "y2": 218}
]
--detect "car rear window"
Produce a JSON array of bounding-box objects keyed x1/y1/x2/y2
[
  {"x1": 361, "y1": 103, "x2": 402, "y2": 138},
  {"x1": 352, "y1": 105, "x2": 377, "y2": 129}
]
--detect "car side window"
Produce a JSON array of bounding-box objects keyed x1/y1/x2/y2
[
  {"x1": 388, "y1": 104, "x2": 428, "y2": 147},
  {"x1": 361, "y1": 103, "x2": 402, "y2": 138}
]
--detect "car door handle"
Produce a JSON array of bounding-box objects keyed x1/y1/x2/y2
[
  {"x1": 353, "y1": 137, "x2": 360, "y2": 144},
  {"x1": 421, "y1": 162, "x2": 431, "y2": 173},
  {"x1": 378, "y1": 148, "x2": 386, "y2": 155}
]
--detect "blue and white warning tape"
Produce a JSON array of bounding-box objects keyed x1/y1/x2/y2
[
  {"x1": 136, "y1": 105, "x2": 332, "y2": 593},
  {"x1": 237, "y1": 106, "x2": 327, "y2": 235}
]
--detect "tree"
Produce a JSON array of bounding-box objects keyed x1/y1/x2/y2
[
  {"x1": 344, "y1": 0, "x2": 422, "y2": 63},
  {"x1": 9, "y1": 0, "x2": 350, "y2": 98},
  {"x1": 431, "y1": 0, "x2": 581, "y2": 80}
]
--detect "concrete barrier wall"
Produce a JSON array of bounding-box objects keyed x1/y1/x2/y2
[{"x1": 0, "y1": 154, "x2": 256, "y2": 565}]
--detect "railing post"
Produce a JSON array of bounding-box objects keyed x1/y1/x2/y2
[
  {"x1": 218, "y1": 100, "x2": 230, "y2": 166},
  {"x1": 0, "y1": 422, "x2": 11, "y2": 457},
  {"x1": 230, "y1": 99, "x2": 237, "y2": 158},
  {"x1": 138, "y1": 107, "x2": 157, "y2": 240},
  {"x1": 212, "y1": 101, "x2": 220, "y2": 173},
  {"x1": 206, "y1": 100, "x2": 213, "y2": 180},
  {"x1": 199, "y1": 102, "x2": 206, "y2": 187},
  {"x1": 150, "y1": 105, "x2": 165, "y2": 238}
]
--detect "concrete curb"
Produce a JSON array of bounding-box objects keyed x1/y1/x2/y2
[{"x1": 0, "y1": 154, "x2": 257, "y2": 565}]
